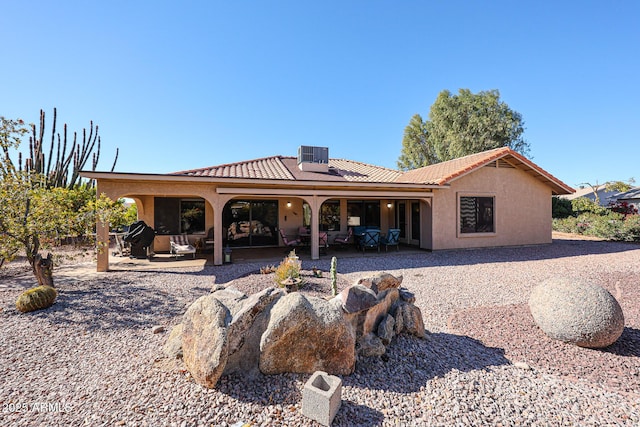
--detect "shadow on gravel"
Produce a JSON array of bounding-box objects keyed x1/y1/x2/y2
[
  {"x1": 327, "y1": 240, "x2": 640, "y2": 274},
  {"x1": 216, "y1": 371, "x2": 303, "y2": 404},
  {"x1": 17, "y1": 278, "x2": 186, "y2": 331},
  {"x1": 345, "y1": 333, "x2": 509, "y2": 393},
  {"x1": 603, "y1": 327, "x2": 640, "y2": 357},
  {"x1": 333, "y1": 401, "x2": 385, "y2": 426},
  {"x1": 214, "y1": 332, "x2": 507, "y2": 412}
]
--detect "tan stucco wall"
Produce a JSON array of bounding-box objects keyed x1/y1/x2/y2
[{"x1": 431, "y1": 166, "x2": 552, "y2": 250}]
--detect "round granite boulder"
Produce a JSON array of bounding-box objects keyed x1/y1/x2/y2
[{"x1": 529, "y1": 278, "x2": 624, "y2": 348}]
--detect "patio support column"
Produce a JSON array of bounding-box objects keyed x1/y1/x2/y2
[
  {"x1": 210, "y1": 194, "x2": 234, "y2": 266},
  {"x1": 95, "y1": 181, "x2": 123, "y2": 272},
  {"x1": 309, "y1": 196, "x2": 320, "y2": 260},
  {"x1": 96, "y1": 217, "x2": 109, "y2": 272},
  {"x1": 304, "y1": 195, "x2": 331, "y2": 261}
]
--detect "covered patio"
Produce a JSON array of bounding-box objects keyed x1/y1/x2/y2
[
  {"x1": 106, "y1": 239, "x2": 423, "y2": 271},
  {"x1": 81, "y1": 146, "x2": 573, "y2": 272}
]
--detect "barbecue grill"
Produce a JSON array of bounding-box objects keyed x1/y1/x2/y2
[{"x1": 124, "y1": 220, "x2": 155, "y2": 259}]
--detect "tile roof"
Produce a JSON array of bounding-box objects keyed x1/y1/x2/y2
[
  {"x1": 172, "y1": 156, "x2": 402, "y2": 183},
  {"x1": 395, "y1": 147, "x2": 574, "y2": 195},
  {"x1": 172, "y1": 156, "x2": 295, "y2": 180},
  {"x1": 170, "y1": 147, "x2": 573, "y2": 194},
  {"x1": 396, "y1": 147, "x2": 512, "y2": 184}
]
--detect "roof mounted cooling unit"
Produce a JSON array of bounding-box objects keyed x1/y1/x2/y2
[{"x1": 297, "y1": 146, "x2": 329, "y2": 172}]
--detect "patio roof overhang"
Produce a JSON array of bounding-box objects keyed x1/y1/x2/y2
[{"x1": 80, "y1": 170, "x2": 441, "y2": 199}]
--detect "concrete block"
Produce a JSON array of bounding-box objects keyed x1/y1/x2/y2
[{"x1": 301, "y1": 370, "x2": 342, "y2": 426}]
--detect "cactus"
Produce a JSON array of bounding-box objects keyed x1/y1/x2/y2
[
  {"x1": 331, "y1": 256, "x2": 338, "y2": 296},
  {"x1": 16, "y1": 286, "x2": 58, "y2": 313}
]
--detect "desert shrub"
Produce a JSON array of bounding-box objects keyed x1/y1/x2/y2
[
  {"x1": 273, "y1": 250, "x2": 302, "y2": 286},
  {"x1": 581, "y1": 212, "x2": 624, "y2": 238},
  {"x1": 608, "y1": 200, "x2": 639, "y2": 216},
  {"x1": 615, "y1": 214, "x2": 640, "y2": 241},
  {"x1": 552, "y1": 217, "x2": 582, "y2": 234},
  {"x1": 571, "y1": 197, "x2": 607, "y2": 215},
  {"x1": 553, "y1": 212, "x2": 640, "y2": 241}
]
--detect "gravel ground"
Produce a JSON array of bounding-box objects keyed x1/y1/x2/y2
[{"x1": 1, "y1": 236, "x2": 639, "y2": 426}]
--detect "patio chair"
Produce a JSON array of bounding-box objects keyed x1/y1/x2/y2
[
  {"x1": 360, "y1": 229, "x2": 380, "y2": 253},
  {"x1": 381, "y1": 228, "x2": 400, "y2": 252},
  {"x1": 199, "y1": 227, "x2": 214, "y2": 253},
  {"x1": 352, "y1": 225, "x2": 367, "y2": 250},
  {"x1": 170, "y1": 234, "x2": 196, "y2": 259},
  {"x1": 319, "y1": 231, "x2": 329, "y2": 254},
  {"x1": 279, "y1": 229, "x2": 301, "y2": 250},
  {"x1": 333, "y1": 228, "x2": 353, "y2": 249}
]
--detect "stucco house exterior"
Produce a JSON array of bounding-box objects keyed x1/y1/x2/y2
[{"x1": 81, "y1": 146, "x2": 574, "y2": 271}]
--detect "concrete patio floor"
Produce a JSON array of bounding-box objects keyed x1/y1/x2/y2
[{"x1": 108, "y1": 244, "x2": 423, "y2": 271}]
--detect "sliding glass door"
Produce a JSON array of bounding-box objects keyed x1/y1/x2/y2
[{"x1": 223, "y1": 200, "x2": 279, "y2": 247}]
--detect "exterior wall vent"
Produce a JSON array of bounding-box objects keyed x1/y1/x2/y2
[{"x1": 298, "y1": 146, "x2": 329, "y2": 172}]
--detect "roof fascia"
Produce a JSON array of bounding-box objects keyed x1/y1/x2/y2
[
  {"x1": 216, "y1": 187, "x2": 435, "y2": 198},
  {"x1": 80, "y1": 170, "x2": 442, "y2": 190}
]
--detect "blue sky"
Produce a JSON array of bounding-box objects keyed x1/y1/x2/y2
[{"x1": 2, "y1": 1, "x2": 638, "y2": 188}]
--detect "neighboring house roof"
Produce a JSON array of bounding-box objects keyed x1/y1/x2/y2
[
  {"x1": 562, "y1": 186, "x2": 620, "y2": 205},
  {"x1": 614, "y1": 187, "x2": 640, "y2": 201},
  {"x1": 395, "y1": 147, "x2": 574, "y2": 195},
  {"x1": 172, "y1": 156, "x2": 403, "y2": 183}
]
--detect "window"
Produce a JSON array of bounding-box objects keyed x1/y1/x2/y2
[
  {"x1": 301, "y1": 201, "x2": 341, "y2": 231},
  {"x1": 320, "y1": 200, "x2": 340, "y2": 231},
  {"x1": 347, "y1": 200, "x2": 380, "y2": 228},
  {"x1": 460, "y1": 196, "x2": 494, "y2": 234},
  {"x1": 180, "y1": 200, "x2": 206, "y2": 234},
  {"x1": 154, "y1": 198, "x2": 205, "y2": 235}
]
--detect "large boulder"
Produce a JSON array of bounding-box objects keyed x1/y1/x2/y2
[
  {"x1": 260, "y1": 293, "x2": 355, "y2": 375},
  {"x1": 181, "y1": 295, "x2": 231, "y2": 388},
  {"x1": 163, "y1": 323, "x2": 184, "y2": 359},
  {"x1": 338, "y1": 284, "x2": 378, "y2": 314},
  {"x1": 394, "y1": 302, "x2": 426, "y2": 338},
  {"x1": 224, "y1": 287, "x2": 285, "y2": 375},
  {"x1": 529, "y1": 278, "x2": 625, "y2": 348},
  {"x1": 356, "y1": 272, "x2": 403, "y2": 293},
  {"x1": 362, "y1": 288, "x2": 400, "y2": 336}
]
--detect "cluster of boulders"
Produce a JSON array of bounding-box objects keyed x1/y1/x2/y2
[{"x1": 163, "y1": 272, "x2": 425, "y2": 388}]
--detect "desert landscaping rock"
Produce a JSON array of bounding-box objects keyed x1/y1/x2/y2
[
  {"x1": 529, "y1": 277, "x2": 625, "y2": 348},
  {"x1": 362, "y1": 287, "x2": 400, "y2": 336},
  {"x1": 163, "y1": 323, "x2": 184, "y2": 359},
  {"x1": 260, "y1": 292, "x2": 356, "y2": 375},
  {"x1": 356, "y1": 272, "x2": 403, "y2": 293},
  {"x1": 337, "y1": 284, "x2": 378, "y2": 313},
  {"x1": 181, "y1": 294, "x2": 230, "y2": 388},
  {"x1": 0, "y1": 236, "x2": 638, "y2": 426},
  {"x1": 223, "y1": 286, "x2": 284, "y2": 375},
  {"x1": 396, "y1": 301, "x2": 427, "y2": 338},
  {"x1": 377, "y1": 314, "x2": 395, "y2": 345}
]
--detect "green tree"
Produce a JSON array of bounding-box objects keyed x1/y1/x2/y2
[
  {"x1": 398, "y1": 89, "x2": 530, "y2": 169},
  {"x1": 397, "y1": 114, "x2": 437, "y2": 170},
  {"x1": 0, "y1": 117, "x2": 29, "y2": 268},
  {"x1": 1, "y1": 115, "x2": 125, "y2": 284},
  {"x1": 551, "y1": 196, "x2": 573, "y2": 219},
  {"x1": 0, "y1": 170, "x2": 70, "y2": 283}
]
